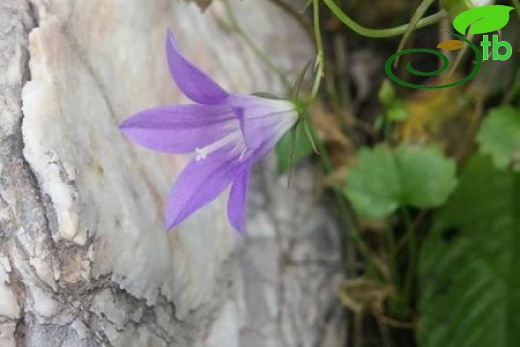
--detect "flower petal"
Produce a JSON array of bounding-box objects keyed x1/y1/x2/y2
[
  {"x1": 165, "y1": 147, "x2": 244, "y2": 230},
  {"x1": 227, "y1": 163, "x2": 252, "y2": 234},
  {"x1": 229, "y1": 95, "x2": 298, "y2": 151},
  {"x1": 119, "y1": 104, "x2": 237, "y2": 153},
  {"x1": 166, "y1": 30, "x2": 229, "y2": 104}
]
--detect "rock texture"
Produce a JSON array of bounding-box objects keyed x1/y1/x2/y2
[{"x1": 0, "y1": 0, "x2": 345, "y2": 346}]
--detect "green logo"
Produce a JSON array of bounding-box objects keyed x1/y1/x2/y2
[{"x1": 385, "y1": 5, "x2": 514, "y2": 89}]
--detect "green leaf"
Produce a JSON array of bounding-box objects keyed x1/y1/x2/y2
[
  {"x1": 418, "y1": 155, "x2": 520, "y2": 347},
  {"x1": 378, "y1": 79, "x2": 397, "y2": 106},
  {"x1": 276, "y1": 121, "x2": 314, "y2": 173},
  {"x1": 345, "y1": 145, "x2": 457, "y2": 219},
  {"x1": 387, "y1": 101, "x2": 409, "y2": 122},
  {"x1": 476, "y1": 105, "x2": 520, "y2": 171},
  {"x1": 453, "y1": 5, "x2": 514, "y2": 35}
]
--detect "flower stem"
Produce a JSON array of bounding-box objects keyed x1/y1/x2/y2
[
  {"x1": 308, "y1": 0, "x2": 388, "y2": 278},
  {"x1": 322, "y1": 0, "x2": 445, "y2": 38},
  {"x1": 307, "y1": 121, "x2": 388, "y2": 277},
  {"x1": 310, "y1": 0, "x2": 325, "y2": 101}
]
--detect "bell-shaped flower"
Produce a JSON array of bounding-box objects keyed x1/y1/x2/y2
[{"x1": 120, "y1": 31, "x2": 298, "y2": 233}]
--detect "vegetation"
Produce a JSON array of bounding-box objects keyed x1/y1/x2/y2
[{"x1": 224, "y1": 0, "x2": 520, "y2": 345}]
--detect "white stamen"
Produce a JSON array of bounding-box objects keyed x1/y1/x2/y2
[
  {"x1": 194, "y1": 148, "x2": 207, "y2": 161},
  {"x1": 194, "y1": 130, "x2": 244, "y2": 161}
]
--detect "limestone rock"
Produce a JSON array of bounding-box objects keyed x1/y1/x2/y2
[{"x1": 0, "y1": 0, "x2": 346, "y2": 345}]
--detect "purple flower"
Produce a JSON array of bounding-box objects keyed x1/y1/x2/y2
[{"x1": 120, "y1": 31, "x2": 298, "y2": 233}]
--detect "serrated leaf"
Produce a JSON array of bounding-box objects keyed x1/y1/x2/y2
[
  {"x1": 345, "y1": 145, "x2": 457, "y2": 219},
  {"x1": 476, "y1": 105, "x2": 520, "y2": 171},
  {"x1": 453, "y1": 5, "x2": 514, "y2": 35},
  {"x1": 436, "y1": 40, "x2": 465, "y2": 50},
  {"x1": 276, "y1": 121, "x2": 314, "y2": 173},
  {"x1": 418, "y1": 155, "x2": 520, "y2": 347}
]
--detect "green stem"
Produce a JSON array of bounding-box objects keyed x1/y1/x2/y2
[
  {"x1": 322, "y1": 0, "x2": 445, "y2": 38},
  {"x1": 223, "y1": 2, "x2": 291, "y2": 89},
  {"x1": 394, "y1": 0, "x2": 436, "y2": 67},
  {"x1": 504, "y1": 69, "x2": 520, "y2": 104},
  {"x1": 307, "y1": 121, "x2": 387, "y2": 277},
  {"x1": 385, "y1": 225, "x2": 397, "y2": 278},
  {"x1": 449, "y1": 33, "x2": 475, "y2": 75},
  {"x1": 402, "y1": 207, "x2": 416, "y2": 304},
  {"x1": 511, "y1": 0, "x2": 520, "y2": 19},
  {"x1": 385, "y1": 222, "x2": 410, "y2": 317},
  {"x1": 310, "y1": 0, "x2": 325, "y2": 101}
]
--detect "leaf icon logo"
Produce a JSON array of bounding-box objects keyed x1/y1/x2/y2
[
  {"x1": 453, "y1": 5, "x2": 514, "y2": 35},
  {"x1": 437, "y1": 40, "x2": 465, "y2": 50}
]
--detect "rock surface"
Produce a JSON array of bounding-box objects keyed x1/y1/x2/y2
[{"x1": 0, "y1": 0, "x2": 346, "y2": 345}]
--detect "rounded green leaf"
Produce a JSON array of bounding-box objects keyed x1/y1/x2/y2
[
  {"x1": 453, "y1": 5, "x2": 514, "y2": 35},
  {"x1": 345, "y1": 146, "x2": 401, "y2": 219},
  {"x1": 394, "y1": 146, "x2": 458, "y2": 208},
  {"x1": 476, "y1": 105, "x2": 520, "y2": 171},
  {"x1": 345, "y1": 145, "x2": 458, "y2": 219}
]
